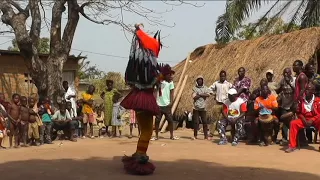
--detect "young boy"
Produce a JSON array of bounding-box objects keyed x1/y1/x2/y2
[
  {"x1": 19, "y1": 96, "x2": 29, "y2": 147},
  {"x1": 28, "y1": 97, "x2": 40, "y2": 146},
  {"x1": 95, "y1": 106, "x2": 105, "y2": 138},
  {"x1": 7, "y1": 94, "x2": 21, "y2": 148},
  {"x1": 38, "y1": 96, "x2": 54, "y2": 144},
  {"x1": 153, "y1": 65, "x2": 178, "y2": 140}
]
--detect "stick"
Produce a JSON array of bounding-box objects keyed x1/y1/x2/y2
[
  {"x1": 174, "y1": 53, "x2": 190, "y2": 99},
  {"x1": 161, "y1": 75, "x2": 188, "y2": 133}
]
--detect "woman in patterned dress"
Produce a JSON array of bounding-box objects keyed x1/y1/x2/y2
[{"x1": 100, "y1": 80, "x2": 118, "y2": 137}]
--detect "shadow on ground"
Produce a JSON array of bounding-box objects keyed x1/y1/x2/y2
[{"x1": 0, "y1": 156, "x2": 319, "y2": 180}]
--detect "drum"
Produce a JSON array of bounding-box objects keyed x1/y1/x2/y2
[
  {"x1": 280, "y1": 111, "x2": 294, "y2": 127},
  {"x1": 259, "y1": 114, "x2": 275, "y2": 145}
]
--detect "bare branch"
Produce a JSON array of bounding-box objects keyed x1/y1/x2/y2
[
  {"x1": 79, "y1": 2, "x2": 132, "y2": 32},
  {"x1": 61, "y1": 0, "x2": 80, "y2": 55},
  {"x1": 0, "y1": 30, "x2": 14, "y2": 34},
  {"x1": 8, "y1": 0, "x2": 25, "y2": 12},
  {"x1": 40, "y1": 0, "x2": 50, "y2": 31},
  {"x1": 161, "y1": 0, "x2": 205, "y2": 8},
  {"x1": 29, "y1": 0, "x2": 41, "y2": 47}
]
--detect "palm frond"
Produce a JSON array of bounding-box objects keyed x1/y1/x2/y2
[
  {"x1": 260, "y1": 0, "x2": 293, "y2": 34},
  {"x1": 215, "y1": 0, "x2": 271, "y2": 43},
  {"x1": 248, "y1": 0, "x2": 280, "y2": 36},
  {"x1": 301, "y1": 0, "x2": 320, "y2": 28},
  {"x1": 286, "y1": 0, "x2": 307, "y2": 32}
]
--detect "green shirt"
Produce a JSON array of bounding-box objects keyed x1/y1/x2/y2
[{"x1": 157, "y1": 81, "x2": 174, "y2": 107}]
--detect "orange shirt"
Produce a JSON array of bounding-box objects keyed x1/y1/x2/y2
[{"x1": 254, "y1": 94, "x2": 278, "y2": 112}]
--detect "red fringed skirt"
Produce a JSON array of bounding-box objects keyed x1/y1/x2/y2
[{"x1": 121, "y1": 88, "x2": 160, "y2": 115}]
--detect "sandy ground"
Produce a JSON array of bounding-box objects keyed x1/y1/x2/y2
[{"x1": 0, "y1": 128, "x2": 320, "y2": 180}]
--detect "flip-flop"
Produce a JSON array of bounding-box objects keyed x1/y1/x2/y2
[
  {"x1": 170, "y1": 136, "x2": 180, "y2": 140},
  {"x1": 150, "y1": 137, "x2": 158, "y2": 141}
]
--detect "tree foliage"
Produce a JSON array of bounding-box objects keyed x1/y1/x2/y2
[
  {"x1": 93, "y1": 72, "x2": 126, "y2": 94},
  {"x1": 78, "y1": 59, "x2": 105, "y2": 80},
  {"x1": 232, "y1": 18, "x2": 300, "y2": 41},
  {"x1": 215, "y1": 0, "x2": 320, "y2": 43},
  {"x1": 8, "y1": 37, "x2": 50, "y2": 53}
]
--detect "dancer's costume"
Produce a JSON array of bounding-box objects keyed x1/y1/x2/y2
[{"x1": 120, "y1": 24, "x2": 164, "y2": 175}]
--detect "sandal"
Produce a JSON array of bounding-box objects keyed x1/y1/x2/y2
[
  {"x1": 170, "y1": 136, "x2": 180, "y2": 140},
  {"x1": 128, "y1": 135, "x2": 133, "y2": 139},
  {"x1": 151, "y1": 137, "x2": 158, "y2": 141}
]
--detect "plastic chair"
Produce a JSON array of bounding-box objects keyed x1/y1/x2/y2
[{"x1": 297, "y1": 126, "x2": 318, "y2": 150}]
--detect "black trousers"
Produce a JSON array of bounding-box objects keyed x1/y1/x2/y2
[{"x1": 193, "y1": 109, "x2": 208, "y2": 138}]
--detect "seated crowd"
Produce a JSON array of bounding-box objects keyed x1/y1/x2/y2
[
  {"x1": 0, "y1": 80, "x2": 139, "y2": 149},
  {"x1": 192, "y1": 60, "x2": 320, "y2": 153}
]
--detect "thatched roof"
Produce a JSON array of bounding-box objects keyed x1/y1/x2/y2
[{"x1": 173, "y1": 27, "x2": 320, "y2": 116}]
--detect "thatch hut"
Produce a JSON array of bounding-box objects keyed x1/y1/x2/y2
[{"x1": 173, "y1": 27, "x2": 320, "y2": 117}]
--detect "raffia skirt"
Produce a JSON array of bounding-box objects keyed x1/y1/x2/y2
[{"x1": 120, "y1": 88, "x2": 159, "y2": 116}]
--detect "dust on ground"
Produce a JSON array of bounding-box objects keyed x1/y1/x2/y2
[{"x1": 1, "y1": 129, "x2": 319, "y2": 180}]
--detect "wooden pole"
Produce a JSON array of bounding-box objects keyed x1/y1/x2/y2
[
  {"x1": 161, "y1": 75, "x2": 188, "y2": 133},
  {"x1": 174, "y1": 53, "x2": 190, "y2": 99}
]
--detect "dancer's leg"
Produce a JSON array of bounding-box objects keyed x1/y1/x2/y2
[{"x1": 136, "y1": 111, "x2": 153, "y2": 155}]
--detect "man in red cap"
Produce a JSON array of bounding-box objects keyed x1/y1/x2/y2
[{"x1": 152, "y1": 64, "x2": 179, "y2": 141}]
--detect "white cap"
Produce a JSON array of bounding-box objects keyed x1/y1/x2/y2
[
  {"x1": 266, "y1": 69, "x2": 274, "y2": 75},
  {"x1": 228, "y1": 88, "x2": 237, "y2": 95}
]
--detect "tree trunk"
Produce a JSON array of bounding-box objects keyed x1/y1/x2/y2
[{"x1": 46, "y1": 55, "x2": 66, "y2": 106}]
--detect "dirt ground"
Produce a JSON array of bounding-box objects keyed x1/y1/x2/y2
[{"x1": 1, "y1": 128, "x2": 320, "y2": 180}]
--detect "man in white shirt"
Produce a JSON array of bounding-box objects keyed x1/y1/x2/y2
[
  {"x1": 63, "y1": 81, "x2": 77, "y2": 117},
  {"x1": 209, "y1": 70, "x2": 233, "y2": 136}
]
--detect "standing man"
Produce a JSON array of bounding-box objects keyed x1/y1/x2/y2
[
  {"x1": 292, "y1": 60, "x2": 309, "y2": 146},
  {"x1": 209, "y1": 70, "x2": 233, "y2": 136},
  {"x1": 63, "y1": 81, "x2": 77, "y2": 117},
  {"x1": 266, "y1": 69, "x2": 278, "y2": 96},
  {"x1": 152, "y1": 65, "x2": 178, "y2": 140},
  {"x1": 276, "y1": 68, "x2": 295, "y2": 145},
  {"x1": 293, "y1": 60, "x2": 308, "y2": 102},
  {"x1": 285, "y1": 83, "x2": 320, "y2": 153},
  {"x1": 305, "y1": 63, "x2": 320, "y2": 97},
  {"x1": 234, "y1": 67, "x2": 252, "y2": 102},
  {"x1": 192, "y1": 76, "x2": 211, "y2": 140}
]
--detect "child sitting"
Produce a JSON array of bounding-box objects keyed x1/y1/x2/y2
[{"x1": 111, "y1": 92, "x2": 125, "y2": 138}]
